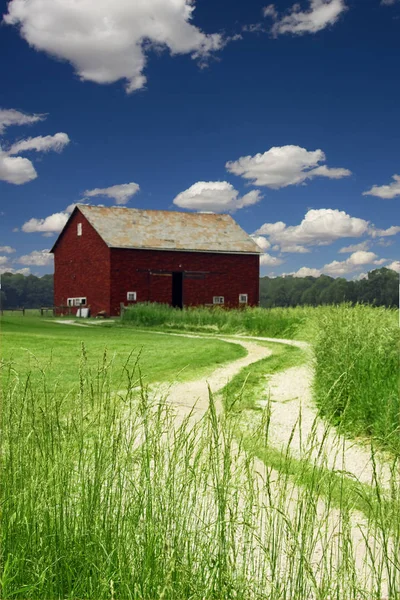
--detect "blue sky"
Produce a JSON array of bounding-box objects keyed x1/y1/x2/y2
[{"x1": 0, "y1": 0, "x2": 399, "y2": 278}]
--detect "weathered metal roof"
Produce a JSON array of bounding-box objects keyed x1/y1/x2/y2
[{"x1": 75, "y1": 205, "x2": 261, "y2": 254}]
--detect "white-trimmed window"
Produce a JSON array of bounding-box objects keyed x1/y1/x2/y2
[
  {"x1": 127, "y1": 291, "x2": 137, "y2": 301},
  {"x1": 77, "y1": 223, "x2": 82, "y2": 236},
  {"x1": 213, "y1": 296, "x2": 224, "y2": 305},
  {"x1": 67, "y1": 297, "x2": 87, "y2": 307},
  {"x1": 239, "y1": 294, "x2": 248, "y2": 304}
]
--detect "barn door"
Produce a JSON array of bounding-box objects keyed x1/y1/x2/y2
[{"x1": 172, "y1": 272, "x2": 184, "y2": 309}]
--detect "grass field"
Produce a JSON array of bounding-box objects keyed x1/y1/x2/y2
[
  {"x1": 1, "y1": 313, "x2": 245, "y2": 389},
  {"x1": 1, "y1": 306, "x2": 399, "y2": 599}
]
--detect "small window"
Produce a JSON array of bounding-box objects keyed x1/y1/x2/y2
[
  {"x1": 77, "y1": 223, "x2": 82, "y2": 236},
  {"x1": 213, "y1": 296, "x2": 224, "y2": 305},
  {"x1": 239, "y1": 294, "x2": 248, "y2": 304},
  {"x1": 127, "y1": 291, "x2": 137, "y2": 301},
  {"x1": 68, "y1": 297, "x2": 86, "y2": 307}
]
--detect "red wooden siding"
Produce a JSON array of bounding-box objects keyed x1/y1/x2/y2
[
  {"x1": 110, "y1": 248, "x2": 259, "y2": 316},
  {"x1": 53, "y1": 210, "x2": 111, "y2": 315}
]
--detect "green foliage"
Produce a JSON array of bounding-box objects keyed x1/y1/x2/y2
[
  {"x1": 0, "y1": 314, "x2": 245, "y2": 389},
  {"x1": 122, "y1": 302, "x2": 311, "y2": 339},
  {"x1": 2, "y1": 353, "x2": 400, "y2": 599},
  {"x1": 0, "y1": 272, "x2": 53, "y2": 309},
  {"x1": 313, "y1": 304, "x2": 400, "y2": 453},
  {"x1": 260, "y1": 267, "x2": 399, "y2": 308}
]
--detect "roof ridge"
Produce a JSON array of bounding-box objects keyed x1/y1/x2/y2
[{"x1": 78, "y1": 204, "x2": 232, "y2": 217}]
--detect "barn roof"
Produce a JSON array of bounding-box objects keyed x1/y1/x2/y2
[{"x1": 64, "y1": 205, "x2": 261, "y2": 254}]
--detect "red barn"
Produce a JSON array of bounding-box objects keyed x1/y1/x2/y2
[{"x1": 51, "y1": 205, "x2": 261, "y2": 316}]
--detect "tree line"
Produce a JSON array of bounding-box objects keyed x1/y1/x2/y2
[
  {"x1": 0, "y1": 268, "x2": 398, "y2": 310},
  {"x1": 0, "y1": 272, "x2": 54, "y2": 310},
  {"x1": 260, "y1": 268, "x2": 399, "y2": 308}
]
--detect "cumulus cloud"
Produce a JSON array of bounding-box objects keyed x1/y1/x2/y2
[
  {"x1": 387, "y1": 261, "x2": 400, "y2": 273},
  {"x1": 8, "y1": 133, "x2": 70, "y2": 155},
  {"x1": 0, "y1": 108, "x2": 70, "y2": 185},
  {"x1": 290, "y1": 266, "x2": 322, "y2": 278},
  {"x1": 173, "y1": 181, "x2": 263, "y2": 212},
  {"x1": 260, "y1": 253, "x2": 285, "y2": 266},
  {"x1": 22, "y1": 211, "x2": 70, "y2": 234},
  {"x1": 0, "y1": 148, "x2": 37, "y2": 184},
  {"x1": 363, "y1": 175, "x2": 400, "y2": 199},
  {"x1": 339, "y1": 241, "x2": 370, "y2": 253},
  {"x1": 0, "y1": 246, "x2": 16, "y2": 254},
  {"x1": 0, "y1": 256, "x2": 9, "y2": 265},
  {"x1": 264, "y1": 0, "x2": 347, "y2": 36},
  {"x1": 0, "y1": 108, "x2": 45, "y2": 134},
  {"x1": 251, "y1": 235, "x2": 271, "y2": 251},
  {"x1": 16, "y1": 249, "x2": 53, "y2": 267},
  {"x1": 83, "y1": 182, "x2": 140, "y2": 205},
  {"x1": 0, "y1": 266, "x2": 30, "y2": 275},
  {"x1": 353, "y1": 272, "x2": 368, "y2": 281},
  {"x1": 279, "y1": 244, "x2": 310, "y2": 253},
  {"x1": 369, "y1": 225, "x2": 400, "y2": 238},
  {"x1": 322, "y1": 251, "x2": 379, "y2": 276},
  {"x1": 288, "y1": 251, "x2": 384, "y2": 279},
  {"x1": 226, "y1": 145, "x2": 351, "y2": 188},
  {"x1": 255, "y1": 208, "x2": 368, "y2": 247},
  {"x1": 4, "y1": 0, "x2": 225, "y2": 93}
]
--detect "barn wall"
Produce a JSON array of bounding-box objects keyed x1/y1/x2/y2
[
  {"x1": 110, "y1": 248, "x2": 259, "y2": 316},
  {"x1": 53, "y1": 209, "x2": 111, "y2": 315}
]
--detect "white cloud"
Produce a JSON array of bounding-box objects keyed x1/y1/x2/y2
[
  {"x1": 22, "y1": 211, "x2": 70, "y2": 234},
  {"x1": 279, "y1": 244, "x2": 310, "y2": 253},
  {"x1": 16, "y1": 249, "x2": 53, "y2": 267},
  {"x1": 255, "y1": 208, "x2": 368, "y2": 247},
  {"x1": 4, "y1": 0, "x2": 224, "y2": 93},
  {"x1": 353, "y1": 272, "x2": 368, "y2": 281},
  {"x1": 264, "y1": 0, "x2": 347, "y2": 36},
  {"x1": 226, "y1": 145, "x2": 351, "y2": 188},
  {"x1": 0, "y1": 109, "x2": 70, "y2": 185},
  {"x1": 288, "y1": 251, "x2": 382, "y2": 279},
  {"x1": 83, "y1": 182, "x2": 140, "y2": 205},
  {"x1": 387, "y1": 261, "x2": 400, "y2": 273},
  {"x1": 290, "y1": 266, "x2": 322, "y2": 278},
  {"x1": 363, "y1": 175, "x2": 400, "y2": 199},
  {"x1": 251, "y1": 235, "x2": 271, "y2": 251},
  {"x1": 322, "y1": 251, "x2": 379, "y2": 276},
  {"x1": 369, "y1": 225, "x2": 400, "y2": 238},
  {"x1": 0, "y1": 108, "x2": 45, "y2": 134},
  {"x1": 173, "y1": 181, "x2": 263, "y2": 212},
  {"x1": 260, "y1": 253, "x2": 285, "y2": 266},
  {"x1": 0, "y1": 246, "x2": 16, "y2": 254},
  {"x1": 0, "y1": 256, "x2": 9, "y2": 265},
  {"x1": 0, "y1": 266, "x2": 31, "y2": 275},
  {"x1": 8, "y1": 133, "x2": 70, "y2": 155},
  {"x1": 381, "y1": 0, "x2": 399, "y2": 5},
  {"x1": 0, "y1": 148, "x2": 37, "y2": 184},
  {"x1": 339, "y1": 241, "x2": 370, "y2": 253}
]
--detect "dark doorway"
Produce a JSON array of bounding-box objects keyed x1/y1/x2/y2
[{"x1": 172, "y1": 272, "x2": 184, "y2": 309}]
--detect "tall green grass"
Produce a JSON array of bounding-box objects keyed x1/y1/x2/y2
[
  {"x1": 122, "y1": 303, "x2": 311, "y2": 339},
  {"x1": 2, "y1": 349, "x2": 400, "y2": 599},
  {"x1": 313, "y1": 304, "x2": 400, "y2": 453}
]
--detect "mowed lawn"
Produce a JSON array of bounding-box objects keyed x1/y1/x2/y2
[{"x1": 0, "y1": 314, "x2": 246, "y2": 389}]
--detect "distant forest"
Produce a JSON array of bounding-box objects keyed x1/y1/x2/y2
[
  {"x1": 260, "y1": 268, "x2": 399, "y2": 308},
  {"x1": 1, "y1": 272, "x2": 54, "y2": 310},
  {"x1": 0, "y1": 268, "x2": 398, "y2": 310}
]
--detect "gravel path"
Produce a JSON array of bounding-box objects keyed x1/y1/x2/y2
[{"x1": 50, "y1": 321, "x2": 397, "y2": 595}]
